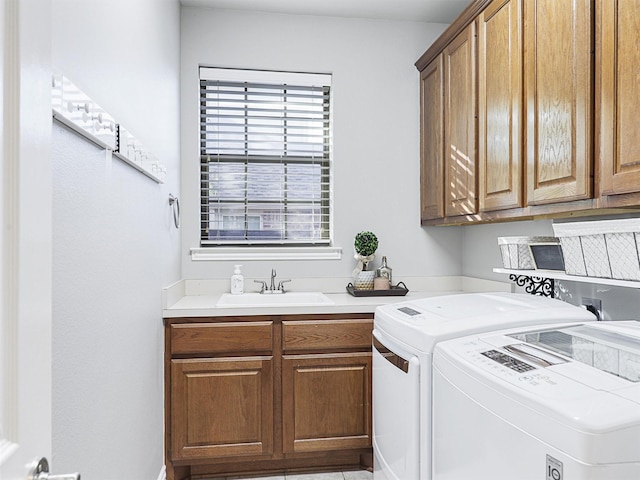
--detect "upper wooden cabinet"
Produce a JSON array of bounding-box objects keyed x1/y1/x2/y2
[
  {"x1": 524, "y1": 0, "x2": 593, "y2": 205},
  {"x1": 419, "y1": 23, "x2": 477, "y2": 223},
  {"x1": 597, "y1": 0, "x2": 640, "y2": 198},
  {"x1": 443, "y1": 23, "x2": 477, "y2": 217},
  {"x1": 420, "y1": 56, "x2": 444, "y2": 221},
  {"x1": 478, "y1": 0, "x2": 523, "y2": 212},
  {"x1": 416, "y1": 0, "x2": 640, "y2": 225}
]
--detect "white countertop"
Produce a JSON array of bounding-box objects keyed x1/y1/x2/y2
[
  {"x1": 163, "y1": 291, "x2": 456, "y2": 317},
  {"x1": 163, "y1": 276, "x2": 511, "y2": 318}
]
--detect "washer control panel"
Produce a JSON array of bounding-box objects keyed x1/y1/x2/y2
[{"x1": 481, "y1": 349, "x2": 536, "y2": 373}]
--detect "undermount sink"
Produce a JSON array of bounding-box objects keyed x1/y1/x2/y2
[{"x1": 216, "y1": 292, "x2": 334, "y2": 308}]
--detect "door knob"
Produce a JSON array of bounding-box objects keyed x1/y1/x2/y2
[{"x1": 31, "y1": 457, "x2": 81, "y2": 480}]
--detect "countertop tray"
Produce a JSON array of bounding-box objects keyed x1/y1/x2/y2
[{"x1": 346, "y1": 281, "x2": 409, "y2": 297}]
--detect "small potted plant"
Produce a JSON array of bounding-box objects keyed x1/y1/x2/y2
[{"x1": 353, "y1": 231, "x2": 378, "y2": 290}]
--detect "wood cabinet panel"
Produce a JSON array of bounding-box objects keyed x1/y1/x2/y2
[
  {"x1": 478, "y1": 0, "x2": 523, "y2": 211},
  {"x1": 420, "y1": 56, "x2": 445, "y2": 221},
  {"x1": 282, "y1": 318, "x2": 373, "y2": 352},
  {"x1": 524, "y1": 0, "x2": 593, "y2": 205},
  {"x1": 170, "y1": 321, "x2": 272, "y2": 355},
  {"x1": 170, "y1": 356, "x2": 273, "y2": 461},
  {"x1": 444, "y1": 22, "x2": 477, "y2": 217},
  {"x1": 282, "y1": 353, "x2": 372, "y2": 453},
  {"x1": 598, "y1": 0, "x2": 640, "y2": 196},
  {"x1": 165, "y1": 314, "x2": 374, "y2": 479},
  {"x1": 416, "y1": 0, "x2": 640, "y2": 225}
]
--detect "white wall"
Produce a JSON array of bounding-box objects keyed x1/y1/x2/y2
[
  {"x1": 462, "y1": 219, "x2": 555, "y2": 281},
  {"x1": 180, "y1": 8, "x2": 463, "y2": 283},
  {"x1": 51, "y1": 1, "x2": 181, "y2": 478}
]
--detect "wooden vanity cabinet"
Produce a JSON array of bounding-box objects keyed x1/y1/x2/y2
[
  {"x1": 170, "y1": 356, "x2": 274, "y2": 460},
  {"x1": 597, "y1": 0, "x2": 640, "y2": 203},
  {"x1": 164, "y1": 314, "x2": 374, "y2": 480},
  {"x1": 281, "y1": 318, "x2": 373, "y2": 454},
  {"x1": 168, "y1": 321, "x2": 274, "y2": 462}
]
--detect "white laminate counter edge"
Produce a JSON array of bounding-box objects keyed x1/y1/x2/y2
[{"x1": 162, "y1": 276, "x2": 511, "y2": 318}]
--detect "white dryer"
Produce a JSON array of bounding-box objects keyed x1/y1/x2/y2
[
  {"x1": 433, "y1": 321, "x2": 640, "y2": 480},
  {"x1": 372, "y1": 292, "x2": 595, "y2": 480}
]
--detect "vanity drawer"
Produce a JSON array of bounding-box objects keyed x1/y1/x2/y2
[
  {"x1": 171, "y1": 321, "x2": 273, "y2": 355},
  {"x1": 283, "y1": 319, "x2": 373, "y2": 352}
]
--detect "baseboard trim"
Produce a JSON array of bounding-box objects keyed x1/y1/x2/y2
[{"x1": 156, "y1": 465, "x2": 166, "y2": 480}]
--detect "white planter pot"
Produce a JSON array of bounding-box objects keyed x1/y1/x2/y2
[{"x1": 354, "y1": 271, "x2": 375, "y2": 290}]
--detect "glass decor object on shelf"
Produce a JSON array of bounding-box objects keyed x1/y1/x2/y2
[{"x1": 376, "y1": 256, "x2": 392, "y2": 283}]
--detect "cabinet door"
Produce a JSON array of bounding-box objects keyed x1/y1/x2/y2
[
  {"x1": 598, "y1": 0, "x2": 640, "y2": 196},
  {"x1": 478, "y1": 0, "x2": 523, "y2": 211},
  {"x1": 444, "y1": 22, "x2": 477, "y2": 217},
  {"x1": 170, "y1": 356, "x2": 273, "y2": 461},
  {"x1": 525, "y1": 0, "x2": 592, "y2": 205},
  {"x1": 282, "y1": 353, "x2": 371, "y2": 453},
  {"x1": 420, "y1": 55, "x2": 445, "y2": 221}
]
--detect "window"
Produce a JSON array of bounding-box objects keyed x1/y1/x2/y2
[{"x1": 200, "y1": 67, "x2": 332, "y2": 246}]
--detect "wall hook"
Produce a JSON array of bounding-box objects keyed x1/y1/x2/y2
[{"x1": 169, "y1": 194, "x2": 180, "y2": 229}]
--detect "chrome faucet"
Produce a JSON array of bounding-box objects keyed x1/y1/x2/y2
[
  {"x1": 254, "y1": 269, "x2": 291, "y2": 294},
  {"x1": 270, "y1": 268, "x2": 277, "y2": 291}
]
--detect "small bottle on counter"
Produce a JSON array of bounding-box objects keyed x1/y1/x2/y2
[
  {"x1": 374, "y1": 256, "x2": 393, "y2": 290},
  {"x1": 374, "y1": 272, "x2": 390, "y2": 290},
  {"x1": 230, "y1": 264, "x2": 244, "y2": 295}
]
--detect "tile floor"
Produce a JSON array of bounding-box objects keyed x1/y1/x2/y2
[{"x1": 217, "y1": 470, "x2": 372, "y2": 480}]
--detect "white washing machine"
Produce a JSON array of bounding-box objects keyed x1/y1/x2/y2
[
  {"x1": 433, "y1": 320, "x2": 640, "y2": 480},
  {"x1": 372, "y1": 292, "x2": 596, "y2": 480}
]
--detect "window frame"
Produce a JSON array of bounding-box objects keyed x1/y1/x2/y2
[{"x1": 198, "y1": 67, "x2": 333, "y2": 248}]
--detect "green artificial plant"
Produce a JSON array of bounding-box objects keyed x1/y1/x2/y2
[
  {"x1": 354, "y1": 231, "x2": 378, "y2": 256},
  {"x1": 353, "y1": 231, "x2": 378, "y2": 271}
]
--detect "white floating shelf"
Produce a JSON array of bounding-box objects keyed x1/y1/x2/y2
[{"x1": 493, "y1": 268, "x2": 640, "y2": 289}]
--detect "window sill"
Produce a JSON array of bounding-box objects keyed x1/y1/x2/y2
[{"x1": 190, "y1": 246, "x2": 343, "y2": 262}]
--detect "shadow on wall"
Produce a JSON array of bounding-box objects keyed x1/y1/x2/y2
[
  {"x1": 420, "y1": 225, "x2": 464, "y2": 276},
  {"x1": 554, "y1": 280, "x2": 640, "y2": 321},
  {"x1": 462, "y1": 219, "x2": 555, "y2": 280}
]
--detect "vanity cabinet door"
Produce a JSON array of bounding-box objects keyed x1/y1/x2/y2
[
  {"x1": 170, "y1": 356, "x2": 274, "y2": 461},
  {"x1": 598, "y1": 0, "x2": 640, "y2": 197},
  {"x1": 282, "y1": 352, "x2": 371, "y2": 454},
  {"x1": 478, "y1": 0, "x2": 523, "y2": 212},
  {"x1": 524, "y1": 0, "x2": 593, "y2": 205}
]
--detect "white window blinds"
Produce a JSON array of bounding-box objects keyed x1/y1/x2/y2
[{"x1": 200, "y1": 67, "x2": 332, "y2": 246}]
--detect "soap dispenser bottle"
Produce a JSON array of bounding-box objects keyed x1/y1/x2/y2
[{"x1": 230, "y1": 264, "x2": 244, "y2": 295}]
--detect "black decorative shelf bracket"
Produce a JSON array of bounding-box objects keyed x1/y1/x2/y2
[{"x1": 509, "y1": 274, "x2": 555, "y2": 298}]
